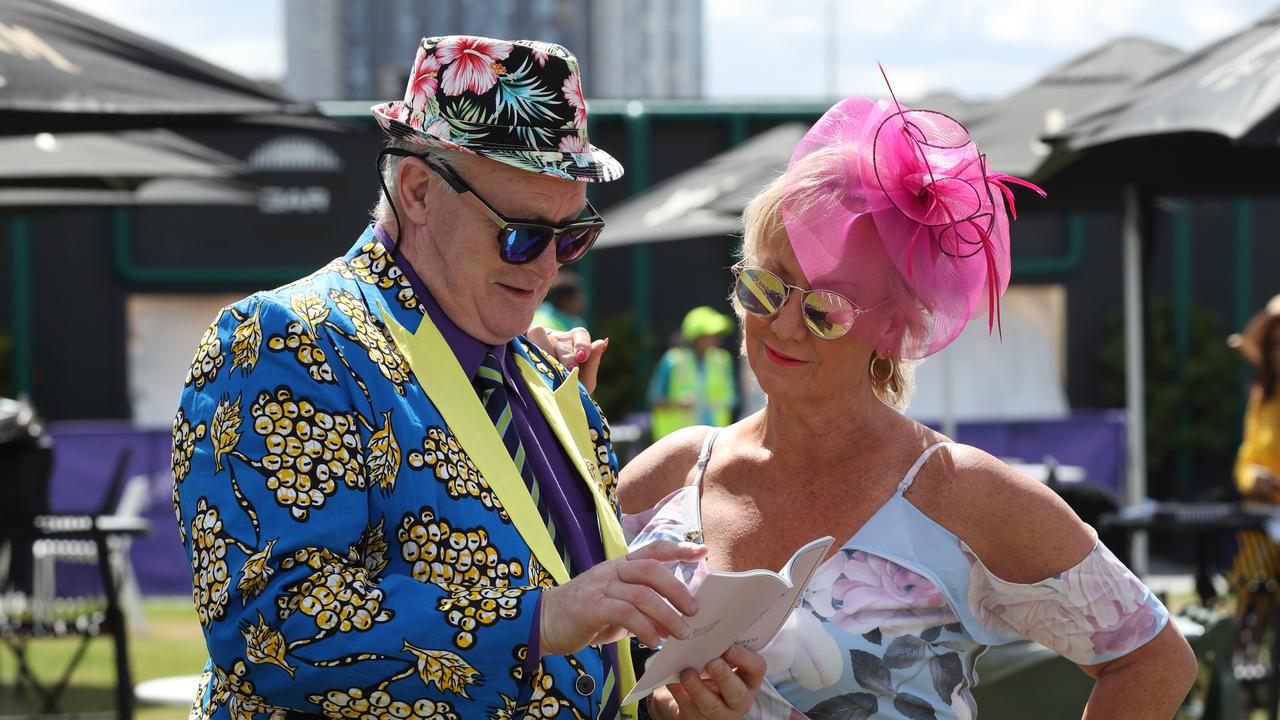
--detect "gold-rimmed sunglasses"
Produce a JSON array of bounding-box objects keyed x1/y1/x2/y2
[{"x1": 732, "y1": 264, "x2": 882, "y2": 340}]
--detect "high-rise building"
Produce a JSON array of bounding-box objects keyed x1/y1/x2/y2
[
  {"x1": 588, "y1": 0, "x2": 701, "y2": 99},
  {"x1": 284, "y1": 0, "x2": 702, "y2": 100}
]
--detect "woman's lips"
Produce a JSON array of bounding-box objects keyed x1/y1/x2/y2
[{"x1": 765, "y1": 344, "x2": 807, "y2": 367}]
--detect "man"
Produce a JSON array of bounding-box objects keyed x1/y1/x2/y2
[
  {"x1": 532, "y1": 270, "x2": 588, "y2": 333},
  {"x1": 648, "y1": 307, "x2": 738, "y2": 441},
  {"x1": 174, "y1": 36, "x2": 762, "y2": 720}
]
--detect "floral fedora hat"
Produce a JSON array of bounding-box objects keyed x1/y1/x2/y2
[{"x1": 371, "y1": 35, "x2": 624, "y2": 183}]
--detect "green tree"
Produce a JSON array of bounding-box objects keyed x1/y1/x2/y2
[
  {"x1": 589, "y1": 311, "x2": 656, "y2": 423},
  {"x1": 1098, "y1": 298, "x2": 1238, "y2": 498},
  {"x1": 0, "y1": 328, "x2": 12, "y2": 398}
]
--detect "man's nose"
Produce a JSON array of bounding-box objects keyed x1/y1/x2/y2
[{"x1": 527, "y1": 236, "x2": 561, "y2": 279}]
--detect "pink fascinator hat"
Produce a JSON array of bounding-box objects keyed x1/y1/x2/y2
[{"x1": 782, "y1": 75, "x2": 1044, "y2": 359}]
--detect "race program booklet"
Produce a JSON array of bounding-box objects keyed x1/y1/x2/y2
[{"x1": 623, "y1": 535, "x2": 835, "y2": 704}]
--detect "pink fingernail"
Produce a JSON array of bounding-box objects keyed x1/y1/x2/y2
[{"x1": 575, "y1": 349, "x2": 588, "y2": 362}]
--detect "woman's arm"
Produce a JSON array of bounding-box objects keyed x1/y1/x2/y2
[
  {"x1": 1235, "y1": 386, "x2": 1278, "y2": 499},
  {"x1": 1078, "y1": 622, "x2": 1197, "y2": 720},
  {"x1": 918, "y1": 446, "x2": 1196, "y2": 718}
]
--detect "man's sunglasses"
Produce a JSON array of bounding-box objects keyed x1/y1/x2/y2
[
  {"x1": 378, "y1": 148, "x2": 605, "y2": 265},
  {"x1": 733, "y1": 264, "x2": 881, "y2": 340}
]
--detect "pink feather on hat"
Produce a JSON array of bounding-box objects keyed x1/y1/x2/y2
[{"x1": 782, "y1": 74, "x2": 1045, "y2": 360}]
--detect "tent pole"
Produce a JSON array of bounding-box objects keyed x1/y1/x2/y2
[
  {"x1": 1171, "y1": 200, "x2": 1193, "y2": 498},
  {"x1": 1123, "y1": 185, "x2": 1148, "y2": 576},
  {"x1": 626, "y1": 106, "x2": 654, "y2": 393},
  {"x1": 1235, "y1": 198, "x2": 1255, "y2": 414},
  {"x1": 10, "y1": 215, "x2": 33, "y2": 400}
]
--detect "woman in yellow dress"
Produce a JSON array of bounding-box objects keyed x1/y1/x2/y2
[{"x1": 1229, "y1": 295, "x2": 1280, "y2": 687}]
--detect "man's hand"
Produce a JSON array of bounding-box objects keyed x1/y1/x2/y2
[
  {"x1": 648, "y1": 645, "x2": 767, "y2": 719},
  {"x1": 540, "y1": 540, "x2": 707, "y2": 655},
  {"x1": 526, "y1": 325, "x2": 608, "y2": 392}
]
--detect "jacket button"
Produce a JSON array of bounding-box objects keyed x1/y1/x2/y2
[{"x1": 574, "y1": 674, "x2": 596, "y2": 696}]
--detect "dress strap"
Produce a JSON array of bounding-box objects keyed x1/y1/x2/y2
[
  {"x1": 897, "y1": 442, "x2": 951, "y2": 494},
  {"x1": 692, "y1": 428, "x2": 722, "y2": 489}
]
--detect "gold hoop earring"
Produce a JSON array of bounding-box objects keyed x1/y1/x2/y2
[{"x1": 870, "y1": 354, "x2": 893, "y2": 384}]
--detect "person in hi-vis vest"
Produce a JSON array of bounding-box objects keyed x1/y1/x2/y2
[
  {"x1": 174, "y1": 36, "x2": 763, "y2": 720},
  {"x1": 648, "y1": 307, "x2": 738, "y2": 441}
]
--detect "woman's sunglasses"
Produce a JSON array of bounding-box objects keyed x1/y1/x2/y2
[{"x1": 733, "y1": 265, "x2": 879, "y2": 340}]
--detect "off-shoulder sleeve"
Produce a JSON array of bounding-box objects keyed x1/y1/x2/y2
[{"x1": 964, "y1": 537, "x2": 1169, "y2": 666}]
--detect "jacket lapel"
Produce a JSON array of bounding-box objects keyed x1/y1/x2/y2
[
  {"x1": 381, "y1": 307, "x2": 571, "y2": 585},
  {"x1": 513, "y1": 355, "x2": 628, "y2": 562},
  {"x1": 513, "y1": 355, "x2": 638, "y2": 715}
]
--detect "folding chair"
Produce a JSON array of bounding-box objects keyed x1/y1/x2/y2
[{"x1": 0, "y1": 417, "x2": 142, "y2": 720}]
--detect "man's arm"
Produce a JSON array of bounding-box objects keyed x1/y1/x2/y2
[{"x1": 176, "y1": 292, "x2": 545, "y2": 717}]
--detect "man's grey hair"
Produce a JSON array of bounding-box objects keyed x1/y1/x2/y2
[{"x1": 371, "y1": 140, "x2": 466, "y2": 228}]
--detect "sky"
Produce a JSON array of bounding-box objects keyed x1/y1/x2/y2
[{"x1": 56, "y1": 0, "x2": 1278, "y2": 101}]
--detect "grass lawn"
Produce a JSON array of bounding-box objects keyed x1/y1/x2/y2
[
  {"x1": 0, "y1": 598, "x2": 206, "y2": 720},
  {"x1": 0, "y1": 592, "x2": 1270, "y2": 719}
]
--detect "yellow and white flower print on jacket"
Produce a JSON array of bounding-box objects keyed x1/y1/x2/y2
[{"x1": 175, "y1": 228, "x2": 624, "y2": 720}]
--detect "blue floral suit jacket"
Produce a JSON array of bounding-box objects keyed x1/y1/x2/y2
[{"x1": 174, "y1": 227, "x2": 631, "y2": 720}]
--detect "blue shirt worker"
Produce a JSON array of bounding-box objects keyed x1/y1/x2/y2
[
  {"x1": 173, "y1": 36, "x2": 764, "y2": 720},
  {"x1": 647, "y1": 307, "x2": 738, "y2": 441}
]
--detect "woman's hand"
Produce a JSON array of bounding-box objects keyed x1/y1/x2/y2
[
  {"x1": 1249, "y1": 464, "x2": 1279, "y2": 499},
  {"x1": 526, "y1": 325, "x2": 608, "y2": 392},
  {"x1": 648, "y1": 645, "x2": 766, "y2": 719}
]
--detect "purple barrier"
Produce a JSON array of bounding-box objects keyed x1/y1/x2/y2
[
  {"x1": 46, "y1": 421, "x2": 188, "y2": 598},
  {"x1": 925, "y1": 410, "x2": 1127, "y2": 496},
  {"x1": 44, "y1": 412, "x2": 1127, "y2": 597}
]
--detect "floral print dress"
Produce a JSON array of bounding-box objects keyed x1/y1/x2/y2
[{"x1": 623, "y1": 431, "x2": 1168, "y2": 720}]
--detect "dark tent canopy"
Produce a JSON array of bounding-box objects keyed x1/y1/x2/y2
[
  {"x1": 1040, "y1": 8, "x2": 1280, "y2": 193},
  {"x1": 0, "y1": 129, "x2": 244, "y2": 183},
  {"x1": 964, "y1": 37, "x2": 1185, "y2": 178},
  {"x1": 1056, "y1": 9, "x2": 1280, "y2": 150},
  {"x1": 0, "y1": 0, "x2": 309, "y2": 131}
]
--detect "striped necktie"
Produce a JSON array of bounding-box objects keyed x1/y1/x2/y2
[
  {"x1": 475, "y1": 351, "x2": 620, "y2": 718},
  {"x1": 472, "y1": 350, "x2": 572, "y2": 574}
]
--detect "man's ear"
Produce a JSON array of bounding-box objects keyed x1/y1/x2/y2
[{"x1": 396, "y1": 156, "x2": 434, "y2": 225}]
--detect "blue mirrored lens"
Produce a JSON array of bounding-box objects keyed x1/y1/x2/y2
[
  {"x1": 502, "y1": 228, "x2": 553, "y2": 263},
  {"x1": 556, "y1": 226, "x2": 599, "y2": 263}
]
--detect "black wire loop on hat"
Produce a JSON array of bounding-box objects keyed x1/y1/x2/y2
[{"x1": 870, "y1": 109, "x2": 995, "y2": 261}]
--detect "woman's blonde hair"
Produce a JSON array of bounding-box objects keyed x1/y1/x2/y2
[{"x1": 736, "y1": 170, "x2": 916, "y2": 409}]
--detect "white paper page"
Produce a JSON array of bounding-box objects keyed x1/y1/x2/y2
[
  {"x1": 733, "y1": 536, "x2": 833, "y2": 648},
  {"x1": 623, "y1": 535, "x2": 834, "y2": 704}
]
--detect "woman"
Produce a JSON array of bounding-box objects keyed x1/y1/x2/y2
[
  {"x1": 1226, "y1": 296, "x2": 1280, "y2": 701},
  {"x1": 1232, "y1": 295, "x2": 1280, "y2": 502},
  {"x1": 617, "y1": 95, "x2": 1196, "y2": 719}
]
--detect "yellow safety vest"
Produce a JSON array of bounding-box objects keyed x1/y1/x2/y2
[{"x1": 651, "y1": 346, "x2": 735, "y2": 440}]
